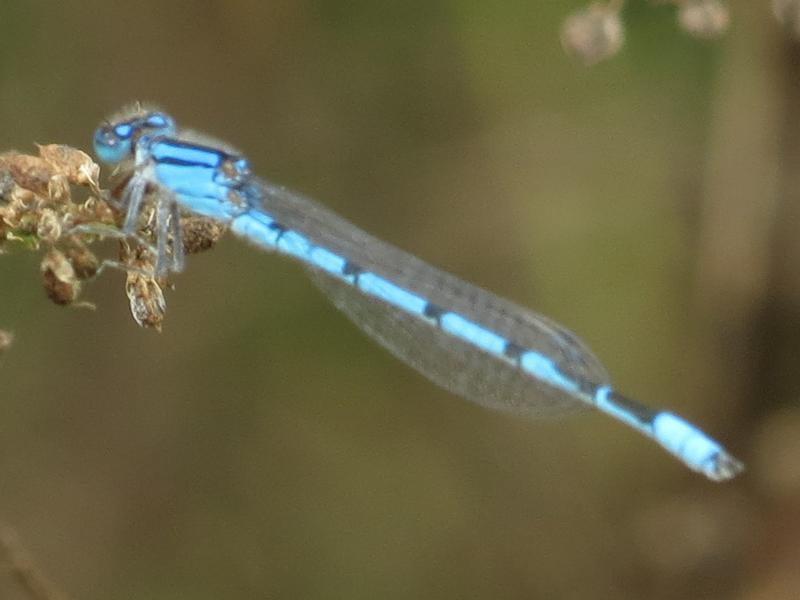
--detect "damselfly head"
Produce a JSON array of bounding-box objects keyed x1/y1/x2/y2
[{"x1": 93, "y1": 106, "x2": 175, "y2": 164}]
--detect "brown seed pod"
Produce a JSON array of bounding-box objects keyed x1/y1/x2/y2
[{"x1": 41, "y1": 249, "x2": 81, "y2": 306}]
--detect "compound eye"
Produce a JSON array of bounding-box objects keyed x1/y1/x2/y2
[
  {"x1": 144, "y1": 112, "x2": 175, "y2": 135},
  {"x1": 93, "y1": 123, "x2": 133, "y2": 164}
]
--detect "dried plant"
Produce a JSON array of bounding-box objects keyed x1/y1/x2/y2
[{"x1": 0, "y1": 145, "x2": 223, "y2": 332}]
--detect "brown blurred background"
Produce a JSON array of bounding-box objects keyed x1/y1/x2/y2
[{"x1": 1, "y1": 1, "x2": 798, "y2": 598}]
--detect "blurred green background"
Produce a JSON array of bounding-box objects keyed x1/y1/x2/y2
[{"x1": 1, "y1": 1, "x2": 798, "y2": 598}]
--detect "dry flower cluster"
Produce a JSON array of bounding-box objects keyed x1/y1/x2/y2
[{"x1": 0, "y1": 145, "x2": 224, "y2": 332}]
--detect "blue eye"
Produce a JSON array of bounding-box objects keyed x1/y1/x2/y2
[
  {"x1": 144, "y1": 112, "x2": 175, "y2": 135},
  {"x1": 114, "y1": 123, "x2": 133, "y2": 138},
  {"x1": 93, "y1": 124, "x2": 133, "y2": 164}
]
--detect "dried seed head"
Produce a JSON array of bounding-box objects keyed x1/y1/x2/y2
[
  {"x1": 9, "y1": 185, "x2": 36, "y2": 208},
  {"x1": 181, "y1": 216, "x2": 226, "y2": 255},
  {"x1": 64, "y1": 243, "x2": 100, "y2": 280},
  {"x1": 678, "y1": 0, "x2": 730, "y2": 39},
  {"x1": 0, "y1": 168, "x2": 14, "y2": 200},
  {"x1": 37, "y1": 144, "x2": 100, "y2": 187},
  {"x1": 0, "y1": 153, "x2": 55, "y2": 196},
  {"x1": 4, "y1": 188, "x2": 39, "y2": 235},
  {"x1": 561, "y1": 3, "x2": 625, "y2": 65},
  {"x1": 119, "y1": 240, "x2": 167, "y2": 330},
  {"x1": 119, "y1": 239, "x2": 157, "y2": 277},
  {"x1": 773, "y1": 0, "x2": 800, "y2": 37},
  {"x1": 41, "y1": 249, "x2": 80, "y2": 305},
  {"x1": 126, "y1": 273, "x2": 166, "y2": 331},
  {"x1": 79, "y1": 195, "x2": 117, "y2": 227},
  {"x1": 36, "y1": 208, "x2": 62, "y2": 243},
  {"x1": 47, "y1": 173, "x2": 71, "y2": 204}
]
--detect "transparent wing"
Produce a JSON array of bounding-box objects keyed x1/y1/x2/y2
[{"x1": 254, "y1": 179, "x2": 611, "y2": 418}]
